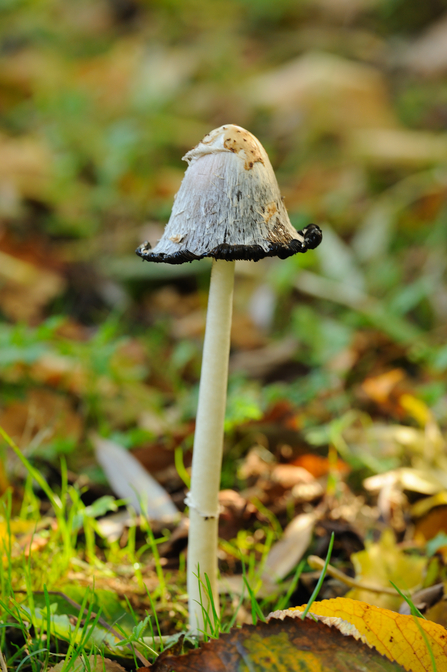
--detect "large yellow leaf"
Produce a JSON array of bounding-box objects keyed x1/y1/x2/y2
[{"x1": 276, "y1": 597, "x2": 447, "y2": 672}]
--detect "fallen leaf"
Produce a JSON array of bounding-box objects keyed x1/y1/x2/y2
[
  {"x1": 361, "y1": 369, "x2": 406, "y2": 405},
  {"x1": 96, "y1": 509, "x2": 134, "y2": 543},
  {"x1": 311, "y1": 0, "x2": 382, "y2": 21},
  {"x1": 270, "y1": 464, "x2": 316, "y2": 489},
  {"x1": 0, "y1": 48, "x2": 67, "y2": 106},
  {"x1": 92, "y1": 435, "x2": 179, "y2": 521},
  {"x1": 150, "y1": 617, "x2": 404, "y2": 671},
  {"x1": 403, "y1": 13, "x2": 447, "y2": 77},
  {"x1": 262, "y1": 512, "x2": 318, "y2": 582},
  {"x1": 229, "y1": 338, "x2": 298, "y2": 378},
  {"x1": 0, "y1": 389, "x2": 82, "y2": 448},
  {"x1": 425, "y1": 599, "x2": 447, "y2": 629},
  {"x1": 365, "y1": 468, "x2": 446, "y2": 497},
  {"x1": 30, "y1": 353, "x2": 87, "y2": 394},
  {"x1": 0, "y1": 250, "x2": 65, "y2": 323},
  {"x1": 75, "y1": 40, "x2": 198, "y2": 113},
  {"x1": 350, "y1": 128, "x2": 447, "y2": 168},
  {"x1": 412, "y1": 493, "x2": 447, "y2": 519},
  {"x1": 249, "y1": 52, "x2": 397, "y2": 137},
  {"x1": 347, "y1": 530, "x2": 426, "y2": 610},
  {"x1": 345, "y1": 423, "x2": 445, "y2": 466},
  {"x1": 292, "y1": 454, "x2": 350, "y2": 478},
  {"x1": 274, "y1": 598, "x2": 447, "y2": 672},
  {"x1": 218, "y1": 489, "x2": 258, "y2": 541},
  {"x1": 0, "y1": 132, "x2": 53, "y2": 200},
  {"x1": 415, "y1": 506, "x2": 447, "y2": 559},
  {"x1": 230, "y1": 312, "x2": 267, "y2": 350},
  {"x1": 238, "y1": 447, "x2": 274, "y2": 481},
  {"x1": 316, "y1": 224, "x2": 366, "y2": 290},
  {"x1": 399, "y1": 584, "x2": 444, "y2": 616},
  {"x1": 0, "y1": 517, "x2": 51, "y2": 562},
  {"x1": 48, "y1": 656, "x2": 126, "y2": 671},
  {"x1": 399, "y1": 394, "x2": 433, "y2": 427}
]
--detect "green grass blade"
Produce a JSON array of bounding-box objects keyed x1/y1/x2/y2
[{"x1": 301, "y1": 532, "x2": 334, "y2": 620}]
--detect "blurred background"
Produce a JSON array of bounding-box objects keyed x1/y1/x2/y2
[{"x1": 1, "y1": 0, "x2": 447, "y2": 506}]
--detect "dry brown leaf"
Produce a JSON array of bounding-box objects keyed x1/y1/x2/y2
[
  {"x1": 74, "y1": 40, "x2": 198, "y2": 113},
  {"x1": 403, "y1": 13, "x2": 447, "y2": 77},
  {"x1": 349, "y1": 128, "x2": 447, "y2": 168},
  {"x1": 361, "y1": 368, "x2": 406, "y2": 405},
  {"x1": 48, "y1": 656, "x2": 126, "y2": 672},
  {"x1": 218, "y1": 489, "x2": 258, "y2": 541},
  {"x1": 312, "y1": 0, "x2": 382, "y2": 20},
  {"x1": 171, "y1": 310, "x2": 205, "y2": 340},
  {"x1": 30, "y1": 353, "x2": 86, "y2": 394},
  {"x1": 415, "y1": 506, "x2": 447, "y2": 560},
  {"x1": 399, "y1": 584, "x2": 444, "y2": 617},
  {"x1": 345, "y1": 422, "x2": 445, "y2": 464},
  {"x1": 270, "y1": 464, "x2": 316, "y2": 489},
  {"x1": 292, "y1": 453, "x2": 350, "y2": 478},
  {"x1": 0, "y1": 133, "x2": 53, "y2": 199},
  {"x1": 249, "y1": 52, "x2": 397, "y2": 136},
  {"x1": 0, "y1": 249, "x2": 65, "y2": 323},
  {"x1": 230, "y1": 312, "x2": 267, "y2": 350},
  {"x1": 229, "y1": 338, "x2": 298, "y2": 377},
  {"x1": 238, "y1": 447, "x2": 274, "y2": 481},
  {"x1": 73, "y1": 39, "x2": 140, "y2": 111},
  {"x1": 0, "y1": 389, "x2": 82, "y2": 449},
  {"x1": 0, "y1": 48, "x2": 68, "y2": 103},
  {"x1": 365, "y1": 468, "x2": 446, "y2": 497}
]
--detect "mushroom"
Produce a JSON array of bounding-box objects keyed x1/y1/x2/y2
[{"x1": 136, "y1": 124, "x2": 322, "y2": 631}]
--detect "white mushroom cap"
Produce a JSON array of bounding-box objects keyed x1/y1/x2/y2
[{"x1": 136, "y1": 125, "x2": 322, "y2": 263}]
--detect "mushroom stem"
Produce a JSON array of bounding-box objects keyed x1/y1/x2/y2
[{"x1": 187, "y1": 258, "x2": 235, "y2": 632}]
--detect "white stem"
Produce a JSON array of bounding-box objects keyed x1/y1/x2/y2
[{"x1": 187, "y1": 259, "x2": 235, "y2": 632}]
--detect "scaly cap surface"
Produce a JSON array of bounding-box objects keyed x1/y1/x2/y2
[{"x1": 136, "y1": 124, "x2": 322, "y2": 263}]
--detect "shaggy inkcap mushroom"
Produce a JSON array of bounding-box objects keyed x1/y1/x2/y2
[
  {"x1": 136, "y1": 125, "x2": 322, "y2": 263},
  {"x1": 136, "y1": 124, "x2": 322, "y2": 632}
]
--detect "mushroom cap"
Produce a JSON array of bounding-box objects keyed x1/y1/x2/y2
[{"x1": 136, "y1": 125, "x2": 322, "y2": 264}]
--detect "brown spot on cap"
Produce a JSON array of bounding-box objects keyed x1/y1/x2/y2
[
  {"x1": 223, "y1": 127, "x2": 265, "y2": 171},
  {"x1": 169, "y1": 233, "x2": 184, "y2": 244},
  {"x1": 263, "y1": 202, "x2": 277, "y2": 223}
]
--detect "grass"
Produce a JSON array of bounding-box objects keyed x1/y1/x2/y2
[
  {"x1": 300, "y1": 532, "x2": 334, "y2": 620},
  {"x1": 1, "y1": 0, "x2": 447, "y2": 668},
  {"x1": 1, "y1": 424, "x2": 322, "y2": 670},
  {"x1": 1, "y1": 394, "x2": 444, "y2": 671},
  {"x1": 0, "y1": 427, "x2": 159, "y2": 669}
]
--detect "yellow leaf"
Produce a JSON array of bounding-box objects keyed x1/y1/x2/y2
[
  {"x1": 0, "y1": 517, "x2": 40, "y2": 563},
  {"x1": 284, "y1": 598, "x2": 447, "y2": 672},
  {"x1": 399, "y1": 393, "x2": 432, "y2": 427},
  {"x1": 412, "y1": 491, "x2": 447, "y2": 518},
  {"x1": 348, "y1": 529, "x2": 426, "y2": 610}
]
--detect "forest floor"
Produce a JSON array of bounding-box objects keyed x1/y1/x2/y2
[{"x1": 1, "y1": 0, "x2": 447, "y2": 669}]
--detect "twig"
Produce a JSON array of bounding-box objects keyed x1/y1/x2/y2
[
  {"x1": 307, "y1": 555, "x2": 413, "y2": 596},
  {"x1": 14, "y1": 590, "x2": 150, "y2": 667},
  {"x1": 0, "y1": 649, "x2": 8, "y2": 672}
]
